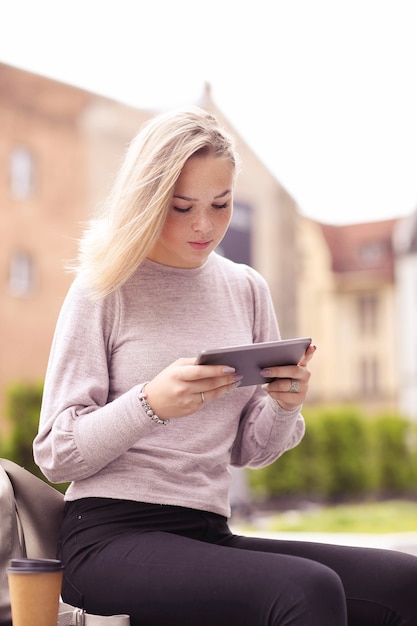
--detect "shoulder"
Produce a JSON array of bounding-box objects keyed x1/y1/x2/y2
[
  {"x1": 60, "y1": 277, "x2": 119, "y2": 323},
  {"x1": 210, "y1": 254, "x2": 279, "y2": 340},
  {"x1": 210, "y1": 253, "x2": 270, "y2": 290}
]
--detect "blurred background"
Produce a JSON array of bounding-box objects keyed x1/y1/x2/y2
[{"x1": 1, "y1": 0, "x2": 417, "y2": 547}]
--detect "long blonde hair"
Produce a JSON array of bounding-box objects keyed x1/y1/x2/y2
[{"x1": 74, "y1": 106, "x2": 238, "y2": 298}]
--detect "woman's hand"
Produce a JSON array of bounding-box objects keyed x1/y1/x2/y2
[
  {"x1": 260, "y1": 343, "x2": 317, "y2": 410},
  {"x1": 143, "y1": 358, "x2": 242, "y2": 419}
]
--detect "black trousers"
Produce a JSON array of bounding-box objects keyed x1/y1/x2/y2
[{"x1": 59, "y1": 498, "x2": 417, "y2": 626}]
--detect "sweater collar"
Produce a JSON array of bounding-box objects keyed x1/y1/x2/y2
[{"x1": 142, "y1": 253, "x2": 217, "y2": 277}]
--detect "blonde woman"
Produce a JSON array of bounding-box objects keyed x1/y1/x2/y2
[{"x1": 34, "y1": 107, "x2": 417, "y2": 626}]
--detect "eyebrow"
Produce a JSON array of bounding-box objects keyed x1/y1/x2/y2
[{"x1": 173, "y1": 189, "x2": 231, "y2": 202}]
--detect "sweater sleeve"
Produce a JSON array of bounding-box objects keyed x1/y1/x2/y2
[
  {"x1": 230, "y1": 265, "x2": 306, "y2": 468},
  {"x1": 33, "y1": 282, "x2": 154, "y2": 484},
  {"x1": 230, "y1": 391, "x2": 305, "y2": 468}
]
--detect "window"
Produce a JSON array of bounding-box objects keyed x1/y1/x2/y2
[
  {"x1": 216, "y1": 201, "x2": 252, "y2": 265},
  {"x1": 358, "y1": 292, "x2": 378, "y2": 334},
  {"x1": 8, "y1": 252, "x2": 35, "y2": 296},
  {"x1": 10, "y1": 146, "x2": 34, "y2": 199},
  {"x1": 359, "y1": 357, "x2": 379, "y2": 396}
]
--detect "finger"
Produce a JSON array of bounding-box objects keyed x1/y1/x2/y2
[
  {"x1": 259, "y1": 346, "x2": 316, "y2": 381},
  {"x1": 288, "y1": 378, "x2": 299, "y2": 393},
  {"x1": 197, "y1": 374, "x2": 243, "y2": 405},
  {"x1": 190, "y1": 363, "x2": 237, "y2": 381},
  {"x1": 260, "y1": 364, "x2": 298, "y2": 380},
  {"x1": 298, "y1": 344, "x2": 317, "y2": 366},
  {"x1": 266, "y1": 383, "x2": 306, "y2": 409},
  {"x1": 197, "y1": 372, "x2": 244, "y2": 402},
  {"x1": 265, "y1": 377, "x2": 301, "y2": 394}
]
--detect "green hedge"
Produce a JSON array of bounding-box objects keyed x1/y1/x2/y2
[
  {"x1": 248, "y1": 406, "x2": 417, "y2": 502},
  {"x1": 3, "y1": 387, "x2": 417, "y2": 503},
  {"x1": 1, "y1": 381, "x2": 68, "y2": 493}
]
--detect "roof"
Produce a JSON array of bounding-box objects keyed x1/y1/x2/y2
[
  {"x1": 319, "y1": 218, "x2": 398, "y2": 279},
  {"x1": 0, "y1": 62, "x2": 97, "y2": 121}
]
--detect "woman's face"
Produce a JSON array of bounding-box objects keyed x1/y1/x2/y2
[{"x1": 147, "y1": 153, "x2": 234, "y2": 268}]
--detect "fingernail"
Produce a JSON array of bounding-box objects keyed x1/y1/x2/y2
[
  {"x1": 260, "y1": 369, "x2": 272, "y2": 377},
  {"x1": 233, "y1": 380, "x2": 242, "y2": 388},
  {"x1": 233, "y1": 374, "x2": 243, "y2": 383},
  {"x1": 223, "y1": 366, "x2": 236, "y2": 374}
]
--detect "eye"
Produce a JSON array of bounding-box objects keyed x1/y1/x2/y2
[
  {"x1": 173, "y1": 206, "x2": 192, "y2": 213},
  {"x1": 212, "y1": 202, "x2": 229, "y2": 210}
]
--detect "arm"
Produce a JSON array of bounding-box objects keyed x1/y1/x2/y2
[
  {"x1": 230, "y1": 389, "x2": 305, "y2": 468},
  {"x1": 230, "y1": 267, "x2": 314, "y2": 468},
  {"x1": 34, "y1": 280, "x2": 241, "y2": 484},
  {"x1": 33, "y1": 282, "x2": 154, "y2": 483}
]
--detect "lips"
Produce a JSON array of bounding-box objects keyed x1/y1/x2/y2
[{"x1": 189, "y1": 241, "x2": 212, "y2": 250}]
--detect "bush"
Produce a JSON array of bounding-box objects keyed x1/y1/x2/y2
[
  {"x1": 371, "y1": 414, "x2": 417, "y2": 494},
  {"x1": 313, "y1": 407, "x2": 373, "y2": 498},
  {"x1": 248, "y1": 406, "x2": 417, "y2": 503},
  {"x1": 1, "y1": 381, "x2": 67, "y2": 493},
  {"x1": 1, "y1": 382, "x2": 43, "y2": 478}
]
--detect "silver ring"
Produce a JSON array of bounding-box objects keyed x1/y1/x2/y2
[
  {"x1": 289, "y1": 379, "x2": 299, "y2": 393},
  {"x1": 200, "y1": 391, "x2": 205, "y2": 403}
]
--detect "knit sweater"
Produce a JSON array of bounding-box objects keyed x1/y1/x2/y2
[{"x1": 33, "y1": 253, "x2": 305, "y2": 517}]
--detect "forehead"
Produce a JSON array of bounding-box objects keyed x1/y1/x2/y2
[{"x1": 174, "y1": 154, "x2": 235, "y2": 198}]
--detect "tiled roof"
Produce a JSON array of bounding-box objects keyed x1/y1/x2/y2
[{"x1": 319, "y1": 219, "x2": 398, "y2": 279}]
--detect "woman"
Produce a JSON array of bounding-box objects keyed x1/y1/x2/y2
[{"x1": 34, "y1": 106, "x2": 417, "y2": 625}]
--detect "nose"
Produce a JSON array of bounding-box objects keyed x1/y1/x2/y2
[{"x1": 192, "y1": 208, "x2": 212, "y2": 233}]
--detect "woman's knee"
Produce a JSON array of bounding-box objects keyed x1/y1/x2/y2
[
  {"x1": 244, "y1": 552, "x2": 347, "y2": 626},
  {"x1": 287, "y1": 560, "x2": 347, "y2": 626}
]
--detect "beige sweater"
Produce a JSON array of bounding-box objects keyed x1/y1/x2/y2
[{"x1": 34, "y1": 253, "x2": 305, "y2": 517}]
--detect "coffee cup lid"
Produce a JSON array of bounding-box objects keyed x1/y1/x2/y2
[{"x1": 7, "y1": 558, "x2": 63, "y2": 573}]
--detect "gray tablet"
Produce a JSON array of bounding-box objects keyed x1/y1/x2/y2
[{"x1": 196, "y1": 337, "x2": 312, "y2": 387}]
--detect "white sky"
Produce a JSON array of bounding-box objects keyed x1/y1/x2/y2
[{"x1": 1, "y1": 0, "x2": 417, "y2": 225}]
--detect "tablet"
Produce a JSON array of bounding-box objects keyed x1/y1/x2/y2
[{"x1": 196, "y1": 337, "x2": 312, "y2": 387}]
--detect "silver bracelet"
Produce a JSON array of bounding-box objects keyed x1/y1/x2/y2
[{"x1": 138, "y1": 383, "x2": 170, "y2": 426}]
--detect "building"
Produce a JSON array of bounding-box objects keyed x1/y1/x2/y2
[
  {"x1": 2, "y1": 61, "x2": 412, "y2": 424},
  {"x1": 0, "y1": 64, "x2": 92, "y2": 430},
  {"x1": 298, "y1": 216, "x2": 399, "y2": 412},
  {"x1": 0, "y1": 63, "x2": 300, "y2": 424},
  {"x1": 393, "y1": 209, "x2": 417, "y2": 419}
]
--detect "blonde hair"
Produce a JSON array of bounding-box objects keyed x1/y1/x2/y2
[{"x1": 73, "y1": 106, "x2": 238, "y2": 298}]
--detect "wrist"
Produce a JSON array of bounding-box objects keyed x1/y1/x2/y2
[
  {"x1": 269, "y1": 393, "x2": 302, "y2": 414},
  {"x1": 138, "y1": 382, "x2": 170, "y2": 426}
]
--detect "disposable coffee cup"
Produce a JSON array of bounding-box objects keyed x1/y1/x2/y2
[{"x1": 7, "y1": 558, "x2": 63, "y2": 626}]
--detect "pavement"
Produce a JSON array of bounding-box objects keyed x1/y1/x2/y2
[
  {"x1": 230, "y1": 524, "x2": 417, "y2": 556},
  {"x1": 229, "y1": 504, "x2": 417, "y2": 556}
]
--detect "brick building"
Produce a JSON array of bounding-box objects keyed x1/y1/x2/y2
[{"x1": 0, "y1": 63, "x2": 300, "y2": 425}]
